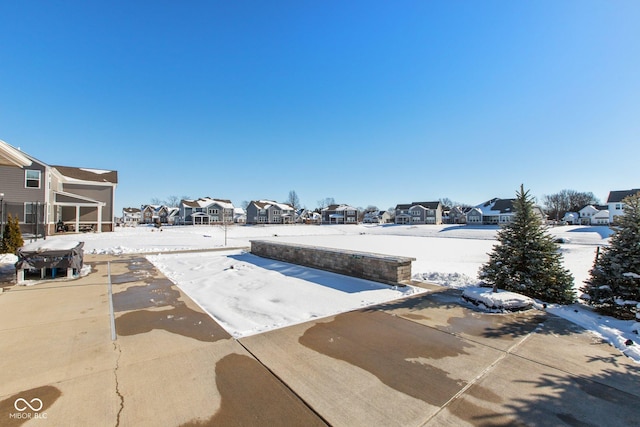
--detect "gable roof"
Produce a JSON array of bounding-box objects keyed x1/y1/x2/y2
[
  {"x1": 411, "y1": 201, "x2": 441, "y2": 209},
  {"x1": 395, "y1": 204, "x2": 412, "y2": 210},
  {"x1": 322, "y1": 204, "x2": 356, "y2": 212},
  {"x1": 183, "y1": 197, "x2": 234, "y2": 209},
  {"x1": 474, "y1": 198, "x2": 516, "y2": 215},
  {"x1": 52, "y1": 165, "x2": 118, "y2": 184},
  {"x1": 0, "y1": 139, "x2": 33, "y2": 167},
  {"x1": 251, "y1": 200, "x2": 294, "y2": 211},
  {"x1": 607, "y1": 189, "x2": 640, "y2": 203}
]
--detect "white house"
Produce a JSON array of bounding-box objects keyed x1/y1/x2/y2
[
  {"x1": 607, "y1": 189, "x2": 640, "y2": 224},
  {"x1": 122, "y1": 207, "x2": 141, "y2": 226}
]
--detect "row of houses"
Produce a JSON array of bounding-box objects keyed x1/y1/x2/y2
[
  {"x1": 3, "y1": 138, "x2": 636, "y2": 237},
  {"x1": 561, "y1": 189, "x2": 640, "y2": 225},
  {"x1": 122, "y1": 189, "x2": 640, "y2": 228},
  {"x1": 123, "y1": 200, "x2": 360, "y2": 226}
]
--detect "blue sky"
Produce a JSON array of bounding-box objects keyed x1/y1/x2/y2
[{"x1": 2, "y1": 1, "x2": 639, "y2": 212}]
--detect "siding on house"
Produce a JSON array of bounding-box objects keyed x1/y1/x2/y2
[
  {"x1": 321, "y1": 204, "x2": 358, "y2": 224},
  {"x1": 181, "y1": 198, "x2": 235, "y2": 225},
  {"x1": 394, "y1": 201, "x2": 442, "y2": 225},
  {"x1": 1, "y1": 139, "x2": 118, "y2": 235},
  {"x1": 607, "y1": 189, "x2": 640, "y2": 223},
  {"x1": 246, "y1": 200, "x2": 295, "y2": 224}
]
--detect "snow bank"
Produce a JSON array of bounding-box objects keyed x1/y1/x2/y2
[{"x1": 462, "y1": 287, "x2": 535, "y2": 312}]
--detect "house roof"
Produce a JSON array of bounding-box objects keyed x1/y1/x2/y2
[
  {"x1": 607, "y1": 189, "x2": 640, "y2": 203},
  {"x1": 0, "y1": 139, "x2": 32, "y2": 167},
  {"x1": 52, "y1": 165, "x2": 118, "y2": 184},
  {"x1": 411, "y1": 201, "x2": 441, "y2": 209},
  {"x1": 322, "y1": 204, "x2": 356, "y2": 212},
  {"x1": 396, "y1": 202, "x2": 440, "y2": 210},
  {"x1": 593, "y1": 210, "x2": 610, "y2": 218},
  {"x1": 473, "y1": 198, "x2": 516, "y2": 215},
  {"x1": 183, "y1": 197, "x2": 234, "y2": 209},
  {"x1": 251, "y1": 200, "x2": 294, "y2": 211}
]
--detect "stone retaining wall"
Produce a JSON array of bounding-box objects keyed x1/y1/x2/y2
[{"x1": 250, "y1": 240, "x2": 415, "y2": 286}]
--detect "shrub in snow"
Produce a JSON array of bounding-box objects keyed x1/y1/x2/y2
[
  {"x1": 478, "y1": 185, "x2": 575, "y2": 305},
  {"x1": 1, "y1": 214, "x2": 24, "y2": 254},
  {"x1": 582, "y1": 192, "x2": 640, "y2": 320}
]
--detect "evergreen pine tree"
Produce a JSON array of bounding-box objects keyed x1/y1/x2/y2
[
  {"x1": 479, "y1": 185, "x2": 575, "y2": 304},
  {"x1": 1, "y1": 214, "x2": 24, "y2": 254},
  {"x1": 581, "y1": 192, "x2": 640, "y2": 319}
]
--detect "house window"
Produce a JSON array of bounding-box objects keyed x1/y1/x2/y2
[
  {"x1": 273, "y1": 210, "x2": 280, "y2": 215},
  {"x1": 24, "y1": 202, "x2": 39, "y2": 223},
  {"x1": 209, "y1": 208, "x2": 219, "y2": 215},
  {"x1": 615, "y1": 203, "x2": 623, "y2": 210},
  {"x1": 25, "y1": 170, "x2": 41, "y2": 188}
]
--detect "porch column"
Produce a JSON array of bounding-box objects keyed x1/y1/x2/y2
[
  {"x1": 97, "y1": 204, "x2": 103, "y2": 233},
  {"x1": 75, "y1": 206, "x2": 80, "y2": 233}
]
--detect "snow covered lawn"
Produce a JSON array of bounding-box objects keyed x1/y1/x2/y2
[
  {"x1": 3, "y1": 223, "x2": 639, "y2": 362},
  {"x1": 148, "y1": 250, "x2": 425, "y2": 338}
]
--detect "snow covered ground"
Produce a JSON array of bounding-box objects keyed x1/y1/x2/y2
[{"x1": 3, "y1": 223, "x2": 639, "y2": 362}]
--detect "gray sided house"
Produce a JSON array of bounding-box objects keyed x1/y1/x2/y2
[
  {"x1": 395, "y1": 201, "x2": 443, "y2": 225},
  {"x1": 321, "y1": 204, "x2": 358, "y2": 224},
  {"x1": 180, "y1": 197, "x2": 235, "y2": 225},
  {"x1": 447, "y1": 206, "x2": 469, "y2": 224},
  {"x1": 140, "y1": 205, "x2": 176, "y2": 225},
  {"x1": 467, "y1": 198, "x2": 546, "y2": 225},
  {"x1": 0, "y1": 139, "x2": 118, "y2": 236},
  {"x1": 246, "y1": 200, "x2": 295, "y2": 224}
]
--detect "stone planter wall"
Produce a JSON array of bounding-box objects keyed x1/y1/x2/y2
[{"x1": 250, "y1": 240, "x2": 415, "y2": 286}]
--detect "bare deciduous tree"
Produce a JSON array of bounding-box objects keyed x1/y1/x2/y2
[
  {"x1": 287, "y1": 190, "x2": 300, "y2": 210},
  {"x1": 543, "y1": 190, "x2": 599, "y2": 221}
]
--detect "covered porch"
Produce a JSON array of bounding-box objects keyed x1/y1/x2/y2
[
  {"x1": 53, "y1": 191, "x2": 106, "y2": 234},
  {"x1": 191, "y1": 211, "x2": 210, "y2": 225}
]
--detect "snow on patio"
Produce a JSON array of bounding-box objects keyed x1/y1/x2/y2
[
  {"x1": 148, "y1": 249, "x2": 425, "y2": 338},
  {"x1": 3, "y1": 223, "x2": 639, "y2": 362}
]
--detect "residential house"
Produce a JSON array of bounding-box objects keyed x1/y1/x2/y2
[
  {"x1": 466, "y1": 198, "x2": 546, "y2": 225},
  {"x1": 607, "y1": 189, "x2": 640, "y2": 224},
  {"x1": 592, "y1": 209, "x2": 610, "y2": 225},
  {"x1": 122, "y1": 207, "x2": 141, "y2": 226},
  {"x1": 0, "y1": 139, "x2": 117, "y2": 236},
  {"x1": 246, "y1": 200, "x2": 295, "y2": 224},
  {"x1": 562, "y1": 211, "x2": 579, "y2": 225},
  {"x1": 321, "y1": 204, "x2": 358, "y2": 224},
  {"x1": 466, "y1": 207, "x2": 483, "y2": 224},
  {"x1": 233, "y1": 207, "x2": 246, "y2": 224},
  {"x1": 297, "y1": 209, "x2": 321, "y2": 224},
  {"x1": 447, "y1": 206, "x2": 470, "y2": 224},
  {"x1": 394, "y1": 201, "x2": 442, "y2": 225},
  {"x1": 578, "y1": 205, "x2": 609, "y2": 225},
  {"x1": 180, "y1": 198, "x2": 235, "y2": 225},
  {"x1": 363, "y1": 210, "x2": 392, "y2": 224}
]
